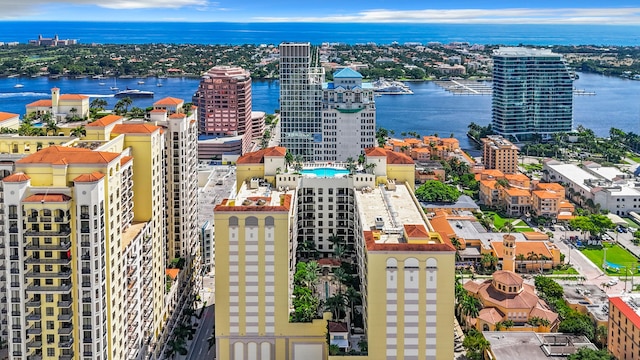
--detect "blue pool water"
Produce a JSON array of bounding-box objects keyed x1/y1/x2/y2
[{"x1": 301, "y1": 167, "x2": 349, "y2": 177}]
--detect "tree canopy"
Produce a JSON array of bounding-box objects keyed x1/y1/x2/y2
[
  {"x1": 567, "y1": 348, "x2": 615, "y2": 360},
  {"x1": 569, "y1": 214, "x2": 615, "y2": 237},
  {"x1": 415, "y1": 180, "x2": 461, "y2": 203}
]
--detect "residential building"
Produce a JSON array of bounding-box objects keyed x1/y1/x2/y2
[
  {"x1": 320, "y1": 67, "x2": 376, "y2": 161},
  {"x1": 0, "y1": 112, "x2": 20, "y2": 129},
  {"x1": 279, "y1": 42, "x2": 325, "y2": 161},
  {"x1": 192, "y1": 66, "x2": 255, "y2": 154},
  {"x1": 26, "y1": 87, "x2": 90, "y2": 122},
  {"x1": 29, "y1": 34, "x2": 77, "y2": 46},
  {"x1": 0, "y1": 95, "x2": 200, "y2": 360},
  {"x1": 482, "y1": 135, "x2": 519, "y2": 174},
  {"x1": 214, "y1": 146, "x2": 455, "y2": 360},
  {"x1": 491, "y1": 47, "x2": 573, "y2": 141},
  {"x1": 608, "y1": 295, "x2": 640, "y2": 360},
  {"x1": 464, "y1": 270, "x2": 559, "y2": 332}
]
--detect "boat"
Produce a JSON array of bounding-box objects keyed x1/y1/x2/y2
[
  {"x1": 138, "y1": 80, "x2": 145, "y2": 85},
  {"x1": 110, "y1": 78, "x2": 119, "y2": 91},
  {"x1": 99, "y1": 82, "x2": 106, "y2": 86},
  {"x1": 371, "y1": 78, "x2": 413, "y2": 95},
  {"x1": 14, "y1": 83, "x2": 24, "y2": 88},
  {"x1": 114, "y1": 88, "x2": 154, "y2": 98},
  {"x1": 156, "y1": 83, "x2": 163, "y2": 87}
]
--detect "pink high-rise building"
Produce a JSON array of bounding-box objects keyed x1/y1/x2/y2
[{"x1": 193, "y1": 66, "x2": 254, "y2": 154}]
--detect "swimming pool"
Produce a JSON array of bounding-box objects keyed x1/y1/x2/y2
[{"x1": 301, "y1": 167, "x2": 349, "y2": 177}]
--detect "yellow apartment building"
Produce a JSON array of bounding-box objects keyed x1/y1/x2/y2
[{"x1": 216, "y1": 146, "x2": 455, "y2": 360}]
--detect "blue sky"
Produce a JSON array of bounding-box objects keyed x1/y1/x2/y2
[{"x1": 3, "y1": 0, "x2": 640, "y2": 23}]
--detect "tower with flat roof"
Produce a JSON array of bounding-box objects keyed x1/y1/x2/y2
[
  {"x1": 492, "y1": 47, "x2": 573, "y2": 141},
  {"x1": 279, "y1": 42, "x2": 325, "y2": 161}
]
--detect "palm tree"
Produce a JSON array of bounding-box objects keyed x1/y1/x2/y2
[
  {"x1": 516, "y1": 253, "x2": 526, "y2": 273},
  {"x1": 164, "y1": 337, "x2": 188, "y2": 358},
  {"x1": 501, "y1": 222, "x2": 515, "y2": 235},
  {"x1": 325, "y1": 293, "x2": 348, "y2": 321},
  {"x1": 481, "y1": 252, "x2": 497, "y2": 271},
  {"x1": 70, "y1": 125, "x2": 86, "y2": 138},
  {"x1": 44, "y1": 119, "x2": 59, "y2": 136},
  {"x1": 332, "y1": 267, "x2": 350, "y2": 294},
  {"x1": 121, "y1": 96, "x2": 133, "y2": 114},
  {"x1": 90, "y1": 98, "x2": 108, "y2": 111},
  {"x1": 527, "y1": 251, "x2": 539, "y2": 272},
  {"x1": 364, "y1": 162, "x2": 376, "y2": 174},
  {"x1": 345, "y1": 157, "x2": 357, "y2": 175},
  {"x1": 460, "y1": 295, "x2": 481, "y2": 328},
  {"x1": 285, "y1": 150, "x2": 294, "y2": 169},
  {"x1": 594, "y1": 325, "x2": 608, "y2": 348},
  {"x1": 345, "y1": 286, "x2": 361, "y2": 323}
]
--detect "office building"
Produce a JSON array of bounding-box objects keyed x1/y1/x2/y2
[
  {"x1": 609, "y1": 295, "x2": 640, "y2": 360},
  {"x1": 482, "y1": 135, "x2": 519, "y2": 174},
  {"x1": 192, "y1": 66, "x2": 254, "y2": 155},
  {"x1": 492, "y1": 47, "x2": 573, "y2": 141},
  {"x1": 279, "y1": 42, "x2": 325, "y2": 161},
  {"x1": 320, "y1": 68, "x2": 376, "y2": 162},
  {"x1": 214, "y1": 146, "x2": 455, "y2": 360}
]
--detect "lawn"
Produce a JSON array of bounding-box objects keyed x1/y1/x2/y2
[
  {"x1": 514, "y1": 227, "x2": 535, "y2": 233},
  {"x1": 484, "y1": 211, "x2": 519, "y2": 229},
  {"x1": 552, "y1": 267, "x2": 580, "y2": 275},
  {"x1": 581, "y1": 243, "x2": 639, "y2": 275},
  {"x1": 623, "y1": 217, "x2": 640, "y2": 228},
  {"x1": 627, "y1": 153, "x2": 640, "y2": 163}
]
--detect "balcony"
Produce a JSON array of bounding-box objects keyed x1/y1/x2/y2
[
  {"x1": 57, "y1": 300, "x2": 72, "y2": 308},
  {"x1": 24, "y1": 229, "x2": 71, "y2": 237},
  {"x1": 58, "y1": 338, "x2": 74, "y2": 348},
  {"x1": 25, "y1": 312, "x2": 41, "y2": 321},
  {"x1": 26, "y1": 341, "x2": 42, "y2": 349},
  {"x1": 25, "y1": 242, "x2": 71, "y2": 251},
  {"x1": 26, "y1": 326, "x2": 42, "y2": 335},
  {"x1": 58, "y1": 327, "x2": 73, "y2": 335},
  {"x1": 57, "y1": 313, "x2": 73, "y2": 321},
  {"x1": 24, "y1": 257, "x2": 71, "y2": 265},
  {"x1": 25, "y1": 299, "x2": 41, "y2": 307},
  {"x1": 81, "y1": 267, "x2": 91, "y2": 274},
  {"x1": 25, "y1": 270, "x2": 71, "y2": 279},
  {"x1": 27, "y1": 356, "x2": 42, "y2": 360},
  {"x1": 26, "y1": 283, "x2": 72, "y2": 293},
  {"x1": 80, "y1": 241, "x2": 91, "y2": 247}
]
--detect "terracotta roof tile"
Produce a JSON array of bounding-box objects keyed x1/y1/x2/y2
[
  {"x1": 328, "y1": 321, "x2": 348, "y2": 333},
  {"x1": 477, "y1": 308, "x2": 504, "y2": 325},
  {"x1": 166, "y1": 268, "x2": 180, "y2": 280},
  {"x1": 17, "y1": 146, "x2": 120, "y2": 165},
  {"x1": 236, "y1": 146, "x2": 286, "y2": 164},
  {"x1": 154, "y1": 97, "x2": 183, "y2": 106},
  {"x1": 169, "y1": 113, "x2": 186, "y2": 119},
  {"x1": 365, "y1": 147, "x2": 388, "y2": 157},
  {"x1": 120, "y1": 156, "x2": 133, "y2": 166},
  {"x1": 532, "y1": 190, "x2": 562, "y2": 199},
  {"x1": 26, "y1": 100, "x2": 52, "y2": 107},
  {"x1": 492, "y1": 270, "x2": 524, "y2": 287},
  {"x1": 23, "y1": 194, "x2": 71, "y2": 202},
  {"x1": 611, "y1": 297, "x2": 640, "y2": 330},
  {"x1": 404, "y1": 224, "x2": 429, "y2": 238},
  {"x1": 491, "y1": 241, "x2": 552, "y2": 259},
  {"x1": 59, "y1": 94, "x2": 89, "y2": 100},
  {"x1": 3, "y1": 172, "x2": 30, "y2": 182},
  {"x1": 365, "y1": 147, "x2": 414, "y2": 165},
  {"x1": 150, "y1": 109, "x2": 167, "y2": 113},
  {"x1": 0, "y1": 112, "x2": 19, "y2": 122},
  {"x1": 111, "y1": 124, "x2": 161, "y2": 134},
  {"x1": 535, "y1": 182, "x2": 565, "y2": 192},
  {"x1": 74, "y1": 172, "x2": 105, "y2": 183},
  {"x1": 503, "y1": 187, "x2": 530, "y2": 197},
  {"x1": 86, "y1": 115, "x2": 123, "y2": 127}
]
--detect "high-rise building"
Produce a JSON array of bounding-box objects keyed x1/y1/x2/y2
[
  {"x1": 192, "y1": 66, "x2": 254, "y2": 154},
  {"x1": 279, "y1": 42, "x2": 325, "y2": 161},
  {"x1": 320, "y1": 68, "x2": 376, "y2": 162},
  {"x1": 0, "y1": 96, "x2": 200, "y2": 360},
  {"x1": 214, "y1": 146, "x2": 455, "y2": 360},
  {"x1": 609, "y1": 295, "x2": 640, "y2": 359},
  {"x1": 492, "y1": 47, "x2": 573, "y2": 141},
  {"x1": 482, "y1": 135, "x2": 519, "y2": 174}
]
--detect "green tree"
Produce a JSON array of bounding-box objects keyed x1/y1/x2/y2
[
  {"x1": 462, "y1": 329, "x2": 490, "y2": 360},
  {"x1": 415, "y1": 180, "x2": 461, "y2": 203},
  {"x1": 70, "y1": 125, "x2": 86, "y2": 138},
  {"x1": 567, "y1": 348, "x2": 615, "y2": 360},
  {"x1": 325, "y1": 293, "x2": 348, "y2": 321}
]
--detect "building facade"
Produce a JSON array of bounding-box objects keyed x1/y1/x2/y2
[
  {"x1": 215, "y1": 146, "x2": 455, "y2": 360},
  {"x1": 482, "y1": 135, "x2": 519, "y2": 174},
  {"x1": 492, "y1": 47, "x2": 573, "y2": 141},
  {"x1": 320, "y1": 68, "x2": 376, "y2": 162},
  {"x1": 279, "y1": 42, "x2": 325, "y2": 161},
  {"x1": 609, "y1": 295, "x2": 640, "y2": 360},
  {"x1": 192, "y1": 66, "x2": 254, "y2": 154}
]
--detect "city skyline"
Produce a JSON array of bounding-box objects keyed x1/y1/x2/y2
[{"x1": 1, "y1": 1, "x2": 640, "y2": 24}]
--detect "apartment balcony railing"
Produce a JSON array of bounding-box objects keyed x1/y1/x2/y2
[
  {"x1": 25, "y1": 270, "x2": 71, "y2": 279},
  {"x1": 57, "y1": 313, "x2": 73, "y2": 321},
  {"x1": 24, "y1": 257, "x2": 71, "y2": 265},
  {"x1": 26, "y1": 283, "x2": 72, "y2": 293}
]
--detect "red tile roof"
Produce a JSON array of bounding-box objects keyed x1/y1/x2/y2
[
  {"x1": 0, "y1": 112, "x2": 19, "y2": 122},
  {"x1": 365, "y1": 147, "x2": 388, "y2": 157},
  {"x1": 364, "y1": 231, "x2": 454, "y2": 252},
  {"x1": 166, "y1": 268, "x2": 180, "y2": 280},
  {"x1": 86, "y1": 115, "x2": 123, "y2": 127},
  {"x1": 328, "y1": 321, "x2": 348, "y2": 333},
  {"x1": 150, "y1": 109, "x2": 167, "y2": 113},
  {"x1": 74, "y1": 172, "x2": 105, "y2": 183},
  {"x1": 610, "y1": 297, "x2": 640, "y2": 330},
  {"x1": 59, "y1": 94, "x2": 89, "y2": 100},
  {"x1": 404, "y1": 224, "x2": 429, "y2": 238},
  {"x1": 24, "y1": 194, "x2": 72, "y2": 202},
  {"x1": 214, "y1": 194, "x2": 292, "y2": 212},
  {"x1": 364, "y1": 147, "x2": 414, "y2": 164},
  {"x1": 112, "y1": 124, "x2": 161, "y2": 134},
  {"x1": 17, "y1": 146, "x2": 120, "y2": 165},
  {"x1": 26, "y1": 100, "x2": 52, "y2": 107},
  {"x1": 236, "y1": 147, "x2": 286, "y2": 164},
  {"x1": 154, "y1": 97, "x2": 183, "y2": 106},
  {"x1": 3, "y1": 172, "x2": 30, "y2": 182},
  {"x1": 169, "y1": 113, "x2": 186, "y2": 119},
  {"x1": 120, "y1": 156, "x2": 133, "y2": 166}
]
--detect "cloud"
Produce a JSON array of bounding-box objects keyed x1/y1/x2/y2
[
  {"x1": 0, "y1": 0, "x2": 209, "y2": 18},
  {"x1": 254, "y1": 7, "x2": 640, "y2": 24}
]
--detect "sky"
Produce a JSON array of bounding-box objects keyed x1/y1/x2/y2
[{"x1": 2, "y1": 0, "x2": 640, "y2": 24}]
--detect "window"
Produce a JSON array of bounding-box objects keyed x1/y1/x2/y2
[
  {"x1": 46, "y1": 307, "x2": 54, "y2": 316},
  {"x1": 46, "y1": 294, "x2": 53, "y2": 303}
]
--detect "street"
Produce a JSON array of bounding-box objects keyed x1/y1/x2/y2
[{"x1": 186, "y1": 273, "x2": 216, "y2": 360}]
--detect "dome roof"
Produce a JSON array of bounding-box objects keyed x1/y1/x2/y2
[{"x1": 493, "y1": 270, "x2": 523, "y2": 288}]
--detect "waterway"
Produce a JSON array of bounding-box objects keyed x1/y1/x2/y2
[{"x1": 0, "y1": 72, "x2": 638, "y2": 150}]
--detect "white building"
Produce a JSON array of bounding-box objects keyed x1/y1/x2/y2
[{"x1": 320, "y1": 68, "x2": 376, "y2": 162}]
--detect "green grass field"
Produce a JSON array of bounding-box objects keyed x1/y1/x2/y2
[
  {"x1": 627, "y1": 153, "x2": 640, "y2": 163},
  {"x1": 581, "y1": 243, "x2": 639, "y2": 275},
  {"x1": 484, "y1": 211, "x2": 519, "y2": 230},
  {"x1": 514, "y1": 227, "x2": 535, "y2": 233},
  {"x1": 552, "y1": 267, "x2": 580, "y2": 275},
  {"x1": 623, "y1": 217, "x2": 640, "y2": 228}
]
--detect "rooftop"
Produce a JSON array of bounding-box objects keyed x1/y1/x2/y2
[
  {"x1": 610, "y1": 295, "x2": 640, "y2": 329},
  {"x1": 494, "y1": 47, "x2": 561, "y2": 57},
  {"x1": 484, "y1": 331, "x2": 596, "y2": 360}
]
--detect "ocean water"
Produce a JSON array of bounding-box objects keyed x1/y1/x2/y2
[
  {"x1": 1, "y1": 72, "x2": 639, "y2": 150},
  {"x1": 1, "y1": 22, "x2": 639, "y2": 45}
]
